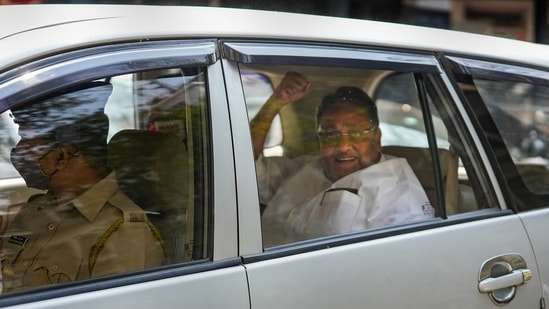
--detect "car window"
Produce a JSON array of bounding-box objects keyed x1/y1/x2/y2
[
  {"x1": 448, "y1": 56, "x2": 549, "y2": 210},
  {"x1": 237, "y1": 51, "x2": 485, "y2": 247},
  {"x1": 0, "y1": 66, "x2": 211, "y2": 293},
  {"x1": 375, "y1": 72, "x2": 450, "y2": 148},
  {"x1": 474, "y1": 80, "x2": 549, "y2": 195}
]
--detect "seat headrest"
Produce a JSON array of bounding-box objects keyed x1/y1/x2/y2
[
  {"x1": 382, "y1": 145, "x2": 451, "y2": 205},
  {"x1": 108, "y1": 130, "x2": 190, "y2": 213},
  {"x1": 382, "y1": 145, "x2": 449, "y2": 180}
]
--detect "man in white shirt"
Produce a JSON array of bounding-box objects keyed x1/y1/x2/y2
[{"x1": 251, "y1": 72, "x2": 434, "y2": 246}]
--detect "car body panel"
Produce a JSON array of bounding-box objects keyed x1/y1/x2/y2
[
  {"x1": 2, "y1": 5, "x2": 549, "y2": 72},
  {"x1": 1, "y1": 264, "x2": 250, "y2": 309},
  {"x1": 518, "y1": 209, "x2": 549, "y2": 301},
  {"x1": 245, "y1": 214, "x2": 541, "y2": 309},
  {"x1": 208, "y1": 60, "x2": 240, "y2": 260},
  {"x1": 221, "y1": 58, "x2": 263, "y2": 255}
]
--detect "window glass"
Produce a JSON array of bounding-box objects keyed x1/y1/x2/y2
[
  {"x1": 241, "y1": 64, "x2": 450, "y2": 247},
  {"x1": 474, "y1": 78, "x2": 549, "y2": 195},
  {"x1": 0, "y1": 111, "x2": 19, "y2": 179},
  {"x1": 377, "y1": 73, "x2": 477, "y2": 215},
  {"x1": 0, "y1": 67, "x2": 210, "y2": 293},
  {"x1": 375, "y1": 72, "x2": 449, "y2": 148},
  {"x1": 241, "y1": 71, "x2": 284, "y2": 156}
]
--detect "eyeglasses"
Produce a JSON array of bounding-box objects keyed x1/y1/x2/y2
[
  {"x1": 38, "y1": 147, "x2": 57, "y2": 161},
  {"x1": 317, "y1": 124, "x2": 378, "y2": 146}
]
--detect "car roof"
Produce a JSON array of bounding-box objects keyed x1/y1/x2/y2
[{"x1": 2, "y1": 4, "x2": 549, "y2": 72}]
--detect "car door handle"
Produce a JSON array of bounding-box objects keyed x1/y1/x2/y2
[
  {"x1": 478, "y1": 253, "x2": 533, "y2": 304},
  {"x1": 478, "y1": 268, "x2": 532, "y2": 293}
]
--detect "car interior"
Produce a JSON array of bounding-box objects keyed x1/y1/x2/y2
[
  {"x1": 0, "y1": 67, "x2": 210, "y2": 271},
  {"x1": 105, "y1": 68, "x2": 210, "y2": 263},
  {"x1": 241, "y1": 63, "x2": 480, "y2": 219}
]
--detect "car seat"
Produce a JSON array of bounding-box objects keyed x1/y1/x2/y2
[
  {"x1": 382, "y1": 145, "x2": 461, "y2": 215},
  {"x1": 108, "y1": 129, "x2": 191, "y2": 264}
]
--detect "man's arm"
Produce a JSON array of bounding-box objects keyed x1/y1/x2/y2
[{"x1": 250, "y1": 71, "x2": 311, "y2": 160}]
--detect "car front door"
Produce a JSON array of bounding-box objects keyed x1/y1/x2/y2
[
  {"x1": 225, "y1": 41, "x2": 543, "y2": 308},
  {"x1": 0, "y1": 38, "x2": 249, "y2": 308}
]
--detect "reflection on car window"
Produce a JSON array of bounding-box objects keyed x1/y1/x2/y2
[
  {"x1": 0, "y1": 67, "x2": 210, "y2": 293},
  {"x1": 242, "y1": 70, "x2": 283, "y2": 156},
  {"x1": 376, "y1": 73, "x2": 449, "y2": 148},
  {"x1": 0, "y1": 111, "x2": 20, "y2": 179},
  {"x1": 475, "y1": 79, "x2": 549, "y2": 194}
]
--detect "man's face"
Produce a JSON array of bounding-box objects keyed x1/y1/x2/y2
[
  {"x1": 10, "y1": 132, "x2": 59, "y2": 190},
  {"x1": 318, "y1": 102, "x2": 381, "y2": 181}
]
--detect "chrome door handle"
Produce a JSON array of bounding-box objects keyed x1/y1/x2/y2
[
  {"x1": 478, "y1": 269, "x2": 532, "y2": 292},
  {"x1": 478, "y1": 254, "x2": 533, "y2": 304}
]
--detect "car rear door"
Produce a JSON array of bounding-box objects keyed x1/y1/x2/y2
[
  {"x1": 444, "y1": 55, "x2": 549, "y2": 307},
  {"x1": 225, "y1": 41, "x2": 543, "y2": 308}
]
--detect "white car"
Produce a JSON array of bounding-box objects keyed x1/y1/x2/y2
[{"x1": 1, "y1": 4, "x2": 549, "y2": 309}]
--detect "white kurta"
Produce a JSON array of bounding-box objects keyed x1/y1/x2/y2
[{"x1": 258, "y1": 154, "x2": 434, "y2": 246}]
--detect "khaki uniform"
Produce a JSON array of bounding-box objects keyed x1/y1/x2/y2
[{"x1": 0, "y1": 173, "x2": 164, "y2": 293}]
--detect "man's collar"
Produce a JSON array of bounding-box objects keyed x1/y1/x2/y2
[{"x1": 72, "y1": 172, "x2": 118, "y2": 222}]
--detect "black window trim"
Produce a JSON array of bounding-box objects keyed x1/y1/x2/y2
[
  {"x1": 446, "y1": 55, "x2": 549, "y2": 86},
  {"x1": 413, "y1": 72, "x2": 447, "y2": 218}
]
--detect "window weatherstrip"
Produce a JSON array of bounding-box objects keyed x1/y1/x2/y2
[
  {"x1": 222, "y1": 42, "x2": 440, "y2": 72},
  {"x1": 0, "y1": 41, "x2": 217, "y2": 109},
  {"x1": 446, "y1": 56, "x2": 549, "y2": 86}
]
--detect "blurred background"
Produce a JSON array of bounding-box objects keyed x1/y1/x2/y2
[{"x1": 2, "y1": 0, "x2": 548, "y2": 43}]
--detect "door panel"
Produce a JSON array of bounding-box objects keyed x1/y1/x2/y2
[
  {"x1": 246, "y1": 214, "x2": 541, "y2": 308},
  {"x1": 7, "y1": 266, "x2": 250, "y2": 309},
  {"x1": 519, "y1": 209, "x2": 549, "y2": 301}
]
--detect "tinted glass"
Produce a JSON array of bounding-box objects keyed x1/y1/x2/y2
[
  {"x1": 0, "y1": 67, "x2": 210, "y2": 293},
  {"x1": 474, "y1": 79, "x2": 549, "y2": 195}
]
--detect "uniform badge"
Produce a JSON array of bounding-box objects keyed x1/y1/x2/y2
[{"x1": 8, "y1": 235, "x2": 29, "y2": 247}]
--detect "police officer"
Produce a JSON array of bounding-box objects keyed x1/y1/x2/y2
[{"x1": 1, "y1": 82, "x2": 164, "y2": 292}]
